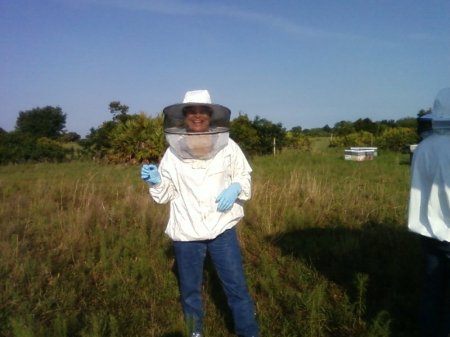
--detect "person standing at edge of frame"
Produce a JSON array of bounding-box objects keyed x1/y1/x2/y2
[
  {"x1": 140, "y1": 90, "x2": 259, "y2": 337},
  {"x1": 408, "y1": 87, "x2": 450, "y2": 337}
]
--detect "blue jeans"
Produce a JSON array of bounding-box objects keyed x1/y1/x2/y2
[
  {"x1": 173, "y1": 227, "x2": 259, "y2": 337},
  {"x1": 419, "y1": 237, "x2": 450, "y2": 337}
]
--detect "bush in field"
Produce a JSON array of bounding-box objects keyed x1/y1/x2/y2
[
  {"x1": 0, "y1": 106, "x2": 74, "y2": 164},
  {"x1": 329, "y1": 131, "x2": 374, "y2": 148},
  {"x1": 60, "y1": 132, "x2": 81, "y2": 143},
  {"x1": 353, "y1": 118, "x2": 379, "y2": 135},
  {"x1": 395, "y1": 117, "x2": 417, "y2": 129},
  {"x1": 376, "y1": 127, "x2": 419, "y2": 152},
  {"x1": 286, "y1": 130, "x2": 311, "y2": 151},
  {"x1": 107, "y1": 113, "x2": 165, "y2": 164},
  {"x1": 329, "y1": 127, "x2": 418, "y2": 152},
  {"x1": 333, "y1": 120, "x2": 356, "y2": 136},
  {"x1": 34, "y1": 137, "x2": 68, "y2": 162},
  {"x1": 0, "y1": 132, "x2": 68, "y2": 164},
  {"x1": 81, "y1": 121, "x2": 118, "y2": 159},
  {"x1": 0, "y1": 131, "x2": 29, "y2": 163},
  {"x1": 252, "y1": 116, "x2": 287, "y2": 156},
  {"x1": 83, "y1": 112, "x2": 165, "y2": 163},
  {"x1": 229, "y1": 113, "x2": 289, "y2": 157},
  {"x1": 230, "y1": 114, "x2": 260, "y2": 156}
]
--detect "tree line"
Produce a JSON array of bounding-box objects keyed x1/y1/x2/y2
[{"x1": 0, "y1": 103, "x2": 429, "y2": 164}]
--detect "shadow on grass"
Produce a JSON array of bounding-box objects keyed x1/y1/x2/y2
[
  {"x1": 162, "y1": 332, "x2": 183, "y2": 337},
  {"x1": 269, "y1": 222, "x2": 423, "y2": 337}
]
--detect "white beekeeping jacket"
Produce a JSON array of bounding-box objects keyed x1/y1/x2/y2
[
  {"x1": 149, "y1": 138, "x2": 252, "y2": 241},
  {"x1": 408, "y1": 133, "x2": 450, "y2": 242}
]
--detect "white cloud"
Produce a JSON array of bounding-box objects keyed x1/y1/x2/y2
[
  {"x1": 57, "y1": 0, "x2": 440, "y2": 44},
  {"x1": 58, "y1": 0, "x2": 359, "y2": 40}
]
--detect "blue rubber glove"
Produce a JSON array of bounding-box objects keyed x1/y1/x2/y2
[
  {"x1": 216, "y1": 182, "x2": 241, "y2": 212},
  {"x1": 141, "y1": 164, "x2": 161, "y2": 185}
]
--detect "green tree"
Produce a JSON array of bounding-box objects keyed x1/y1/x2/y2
[
  {"x1": 286, "y1": 126, "x2": 311, "y2": 151},
  {"x1": 83, "y1": 121, "x2": 118, "y2": 159},
  {"x1": 109, "y1": 101, "x2": 130, "y2": 122},
  {"x1": 395, "y1": 117, "x2": 417, "y2": 129},
  {"x1": 330, "y1": 131, "x2": 374, "y2": 148},
  {"x1": 285, "y1": 131, "x2": 311, "y2": 151},
  {"x1": 354, "y1": 118, "x2": 378, "y2": 134},
  {"x1": 0, "y1": 131, "x2": 67, "y2": 163},
  {"x1": 230, "y1": 114, "x2": 259, "y2": 157},
  {"x1": 322, "y1": 124, "x2": 332, "y2": 133},
  {"x1": 379, "y1": 119, "x2": 396, "y2": 128},
  {"x1": 417, "y1": 108, "x2": 432, "y2": 118},
  {"x1": 252, "y1": 116, "x2": 286, "y2": 155},
  {"x1": 82, "y1": 101, "x2": 132, "y2": 159},
  {"x1": 35, "y1": 137, "x2": 68, "y2": 161},
  {"x1": 303, "y1": 127, "x2": 330, "y2": 136},
  {"x1": 377, "y1": 127, "x2": 419, "y2": 152},
  {"x1": 15, "y1": 106, "x2": 66, "y2": 139},
  {"x1": 107, "y1": 113, "x2": 165, "y2": 163},
  {"x1": 333, "y1": 120, "x2": 355, "y2": 136},
  {"x1": 0, "y1": 131, "x2": 31, "y2": 163},
  {"x1": 60, "y1": 132, "x2": 81, "y2": 143},
  {"x1": 83, "y1": 100, "x2": 166, "y2": 163},
  {"x1": 417, "y1": 108, "x2": 432, "y2": 138}
]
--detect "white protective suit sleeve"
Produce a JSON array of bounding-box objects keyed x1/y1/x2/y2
[{"x1": 147, "y1": 155, "x2": 178, "y2": 205}]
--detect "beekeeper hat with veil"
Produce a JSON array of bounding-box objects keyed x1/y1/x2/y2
[
  {"x1": 163, "y1": 90, "x2": 231, "y2": 160},
  {"x1": 429, "y1": 87, "x2": 450, "y2": 133}
]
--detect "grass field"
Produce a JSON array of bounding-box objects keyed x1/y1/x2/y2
[{"x1": 0, "y1": 144, "x2": 423, "y2": 337}]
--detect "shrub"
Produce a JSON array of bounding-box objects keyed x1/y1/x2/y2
[
  {"x1": 329, "y1": 131, "x2": 374, "y2": 148},
  {"x1": 0, "y1": 132, "x2": 67, "y2": 164},
  {"x1": 376, "y1": 127, "x2": 419, "y2": 152}
]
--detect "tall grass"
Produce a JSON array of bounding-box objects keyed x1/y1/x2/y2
[
  {"x1": 248, "y1": 148, "x2": 409, "y2": 234},
  {"x1": 0, "y1": 148, "x2": 422, "y2": 336}
]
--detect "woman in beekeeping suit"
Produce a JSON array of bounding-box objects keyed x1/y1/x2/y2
[
  {"x1": 140, "y1": 90, "x2": 259, "y2": 337},
  {"x1": 408, "y1": 87, "x2": 450, "y2": 337}
]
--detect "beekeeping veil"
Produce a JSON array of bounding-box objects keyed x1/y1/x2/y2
[
  {"x1": 163, "y1": 90, "x2": 231, "y2": 160},
  {"x1": 430, "y1": 87, "x2": 450, "y2": 132}
]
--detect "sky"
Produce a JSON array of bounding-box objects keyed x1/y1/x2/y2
[{"x1": 1, "y1": 0, "x2": 449, "y2": 137}]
